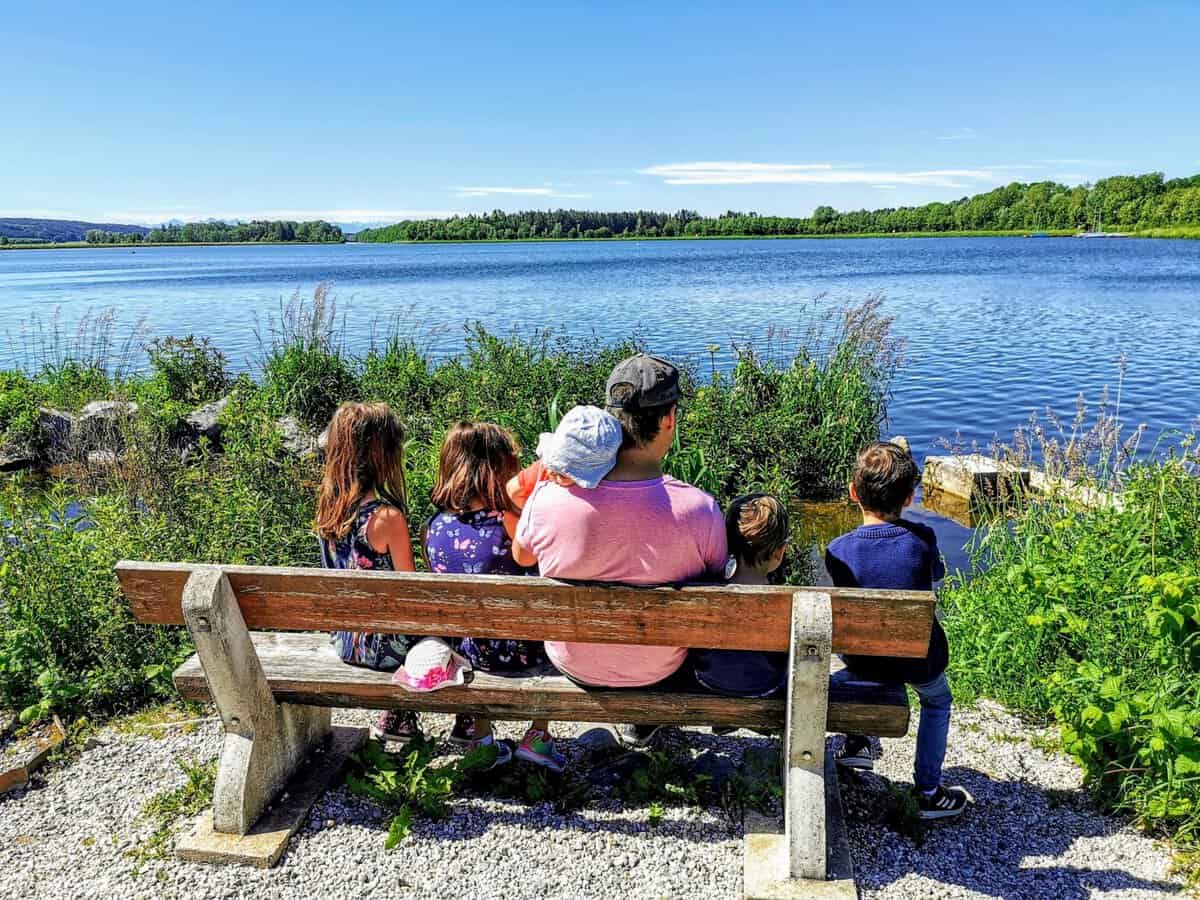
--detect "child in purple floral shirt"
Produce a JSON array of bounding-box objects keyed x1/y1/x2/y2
[{"x1": 424, "y1": 421, "x2": 564, "y2": 772}]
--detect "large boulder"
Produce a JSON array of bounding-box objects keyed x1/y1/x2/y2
[
  {"x1": 276, "y1": 416, "x2": 318, "y2": 457},
  {"x1": 1, "y1": 409, "x2": 76, "y2": 470},
  {"x1": 178, "y1": 396, "x2": 231, "y2": 455},
  {"x1": 77, "y1": 400, "x2": 138, "y2": 452}
]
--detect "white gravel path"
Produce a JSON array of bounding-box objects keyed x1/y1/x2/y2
[{"x1": 0, "y1": 702, "x2": 1189, "y2": 900}]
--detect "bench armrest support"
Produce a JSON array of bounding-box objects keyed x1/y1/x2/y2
[
  {"x1": 784, "y1": 590, "x2": 833, "y2": 881},
  {"x1": 183, "y1": 566, "x2": 331, "y2": 835}
]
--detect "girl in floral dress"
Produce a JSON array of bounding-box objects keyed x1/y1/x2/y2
[
  {"x1": 316, "y1": 402, "x2": 421, "y2": 744},
  {"x1": 425, "y1": 421, "x2": 565, "y2": 771}
]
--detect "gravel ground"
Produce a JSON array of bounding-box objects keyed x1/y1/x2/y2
[{"x1": 0, "y1": 702, "x2": 1189, "y2": 900}]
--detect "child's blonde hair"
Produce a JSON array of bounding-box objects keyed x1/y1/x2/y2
[{"x1": 726, "y1": 493, "x2": 790, "y2": 568}]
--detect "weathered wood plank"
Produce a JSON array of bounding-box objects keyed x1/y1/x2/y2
[
  {"x1": 173, "y1": 633, "x2": 911, "y2": 737},
  {"x1": 118, "y1": 561, "x2": 934, "y2": 658}
]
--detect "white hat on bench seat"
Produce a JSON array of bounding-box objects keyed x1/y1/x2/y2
[{"x1": 392, "y1": 638, "x2": 473, "y2": 691}]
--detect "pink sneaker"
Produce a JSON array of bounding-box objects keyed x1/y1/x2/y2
[{"x1": 516, "y1": 728, "x2": 566, "y2": 773}]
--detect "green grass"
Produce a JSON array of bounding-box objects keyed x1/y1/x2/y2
[
  {"x1": 127, "y1": 756, "x2": 217, "y2": 871},
  {"x1": 1128, "y1": 226, "x2": 1200, "y2": 240}
]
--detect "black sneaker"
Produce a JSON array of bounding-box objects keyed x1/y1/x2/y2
[
  {"x1": 370, "y1": 710, "x2": 421, "y2": 744},
  {"x1": 616, "y1": 723, "x2": 664, "y2": 748},
  {"x1": 914, "y1": 784, "x2": 972, "y2": 820},
  {"x1": 835, "y1": 735, "x2": 876, "y2": 771},
  {"x1": 448, "y1": 714, "x2": 476, "y2": 746}
]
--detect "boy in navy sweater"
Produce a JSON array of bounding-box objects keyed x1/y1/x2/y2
[{"x1": 825, "y1": 441, "x2": 970, "y2": 820}]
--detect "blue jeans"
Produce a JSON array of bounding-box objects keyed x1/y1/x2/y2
[{"x1": 912, "y1": 672, "x2": 952, "y2": 791}]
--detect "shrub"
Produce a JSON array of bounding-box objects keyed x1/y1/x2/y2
[
  {"x1": 0, "y1": 370, "x2": 40, "y2": 448},
  {"x1": 944, "y1": 450, "x2": 1200, "y2": 847},
  {"x1": 36, "y1": 359, "x2": 115, "y2": 410},
  {"x1": 431, "y1": 323, "x2": 638, "y2": 452},
  {"x1": 147, "y1": 336, "x2": 231, "y2": 405},
  {"x1": 682, "y1": 296, "x2": 903, "y2": 501},
  {"x1": 262, "y1": 343, "x2": 360, "y2": 431},
  {"x1": 258, "y1": 284, "x2": 360, "y2": 430},
  {"x1": 0, "y1": 486, "x2": 190, "y2": 722},
  {"x1": 360, "y1": 337, "x2": 438, "y2": 442}
]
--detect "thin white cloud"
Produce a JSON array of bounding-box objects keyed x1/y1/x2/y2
[
  {"x1": 936, "y1": 127, "x2": 978, "y2": 141},
  {"x1": 1037, "y1": 158, "x2": 1122, "y2": 167},
  {"x1": 639, "y1": 161, "x2": 996, "y2": 189},
  {"x1": 453, "y1": 185, "x2": 591, "y2": 200},
  {"x1": 872, "y1": 184, "x2": 898, "y2": 190},
  {"x1": 612, "y1": 179, "x2": 632, "y2": 185},
  {"x1": 454, "y1": 186, "x2": 557, "y2": 198}
]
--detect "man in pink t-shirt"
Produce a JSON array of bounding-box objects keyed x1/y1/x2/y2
[{"x1": 515, "y1": 353, "x2": 727, "y2": 689}]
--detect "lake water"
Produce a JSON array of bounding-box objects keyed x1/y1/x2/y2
[{"x1": 2, "y1": 238, "x2": 1199, "y2": 461}]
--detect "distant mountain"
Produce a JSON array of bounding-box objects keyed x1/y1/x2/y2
[{"x1": 0, "y1": 218, "x2": 149, "y2": 243}]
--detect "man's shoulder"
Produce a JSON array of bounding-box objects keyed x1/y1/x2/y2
[
  {"x1": 661, "y1": 475, "x2": 721, "y2": 510},
  {"x1": 524, "y1": 479, "x2": 575, "y2": 512}
]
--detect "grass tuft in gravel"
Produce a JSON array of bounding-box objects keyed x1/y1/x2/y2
[{"x1": 127, "y1": 756, "x2": 216, "y2": 872}]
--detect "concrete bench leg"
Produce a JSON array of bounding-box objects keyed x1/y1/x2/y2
[
  {"x1": 182, "y1": 567, "x2": 332, "y2": 835},
  {"x1": 745, "y1": 590, "x2": 848, "y2": 899},
  {"x1": 784, "y1": 590, "x2": 832, "y2": 879}
]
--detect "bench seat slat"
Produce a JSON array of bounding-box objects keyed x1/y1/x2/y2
[
  {"x1": 119, "y1": 561, "x2": 935, "y2": 658},
  {"x1": 174, "y1": 632, "x2": 911, "y2": 737}
]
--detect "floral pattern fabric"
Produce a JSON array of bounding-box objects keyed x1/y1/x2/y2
[
  {"x1": 325, "y1": 499, "x2": 416, "y2": 671},
  {"x1": 425, "y1": 509, "x2": 549, "y2": 673}
]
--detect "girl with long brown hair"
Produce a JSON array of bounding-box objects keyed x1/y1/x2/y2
[
  {"x1": 316, "y1": 402, "x2": 419, "y2": 744},
  {"x1": 424, "y1": 421, "x2": 564, "y2": 772}
]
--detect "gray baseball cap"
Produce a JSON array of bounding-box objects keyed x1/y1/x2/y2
[
  {"x1": 605, "y1": 353, "x2": 681, "y2": 412},
  {"x1": 535, "y1": 405, "x2": 623, "y2": 489}
]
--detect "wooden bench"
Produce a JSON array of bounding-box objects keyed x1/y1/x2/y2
[{"x1": 117, "y1": 561, "x2": 934, "y2": 896}]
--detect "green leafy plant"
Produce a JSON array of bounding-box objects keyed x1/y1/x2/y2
[
  {"x1": 346, "y1": 736, "x2": 496, "y2": 848},
  {"x1": 146, "y1": 336, "x2": 231, "y2": 405},
  {"x1": 945, "y1": 445, "x2": 1200, "y2": 849},
  {"x1": 620, "y1": 749, "x2": 713, "y2": 807},
  {"x1": 648, "y1": 800, "x2": 664, "y2": 827}
]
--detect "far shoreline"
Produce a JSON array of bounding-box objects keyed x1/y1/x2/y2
[{"x1": 3, "y1": 227, "x2": 1198, "y2": 252}]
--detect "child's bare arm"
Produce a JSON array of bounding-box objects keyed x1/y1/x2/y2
[
  {"x1": 511, "y1": 532, "x2": 537, "y2": 568},
  {"x1": 367, "y1": 506, "x2": 416, "y2": 572},
  {"x1": 506, "y1": 473, "x2": 529, "y2": 511}
]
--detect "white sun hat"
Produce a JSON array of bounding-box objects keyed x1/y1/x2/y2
[
  {"x1": 534, "y1": 405, "x2": 623, "y2": 489},
  {"x1": 392, "y1": 638, "x2": 473, "y2": 692}
]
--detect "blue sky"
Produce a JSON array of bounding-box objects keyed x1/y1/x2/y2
[{"x1": 3, "y1": 1, "x2": 1199, "y2": 226}]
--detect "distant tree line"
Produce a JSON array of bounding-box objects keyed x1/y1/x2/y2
[
  {"x1": 357, "y1": 172, "x2": 1200, "y2": 242},
  {"x1": 84, "y1": 220, "x2": 344, "y2": 245},
  {"x1": 84, "y1": 229, "x2": 142, "y2": 244}
]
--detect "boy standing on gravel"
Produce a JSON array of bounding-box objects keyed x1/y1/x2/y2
[{"x1": 825, "y1": 441, "x2": 971, "y2": 820}]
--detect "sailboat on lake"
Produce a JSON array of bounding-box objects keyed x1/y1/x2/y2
[{"x1": 1076, "y1": 208, "x2": 1128, "y2": 238}]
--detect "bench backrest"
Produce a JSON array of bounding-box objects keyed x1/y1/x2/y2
[{"x1": 117, "y1": 561, "x2": 935, "y2": 658}]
